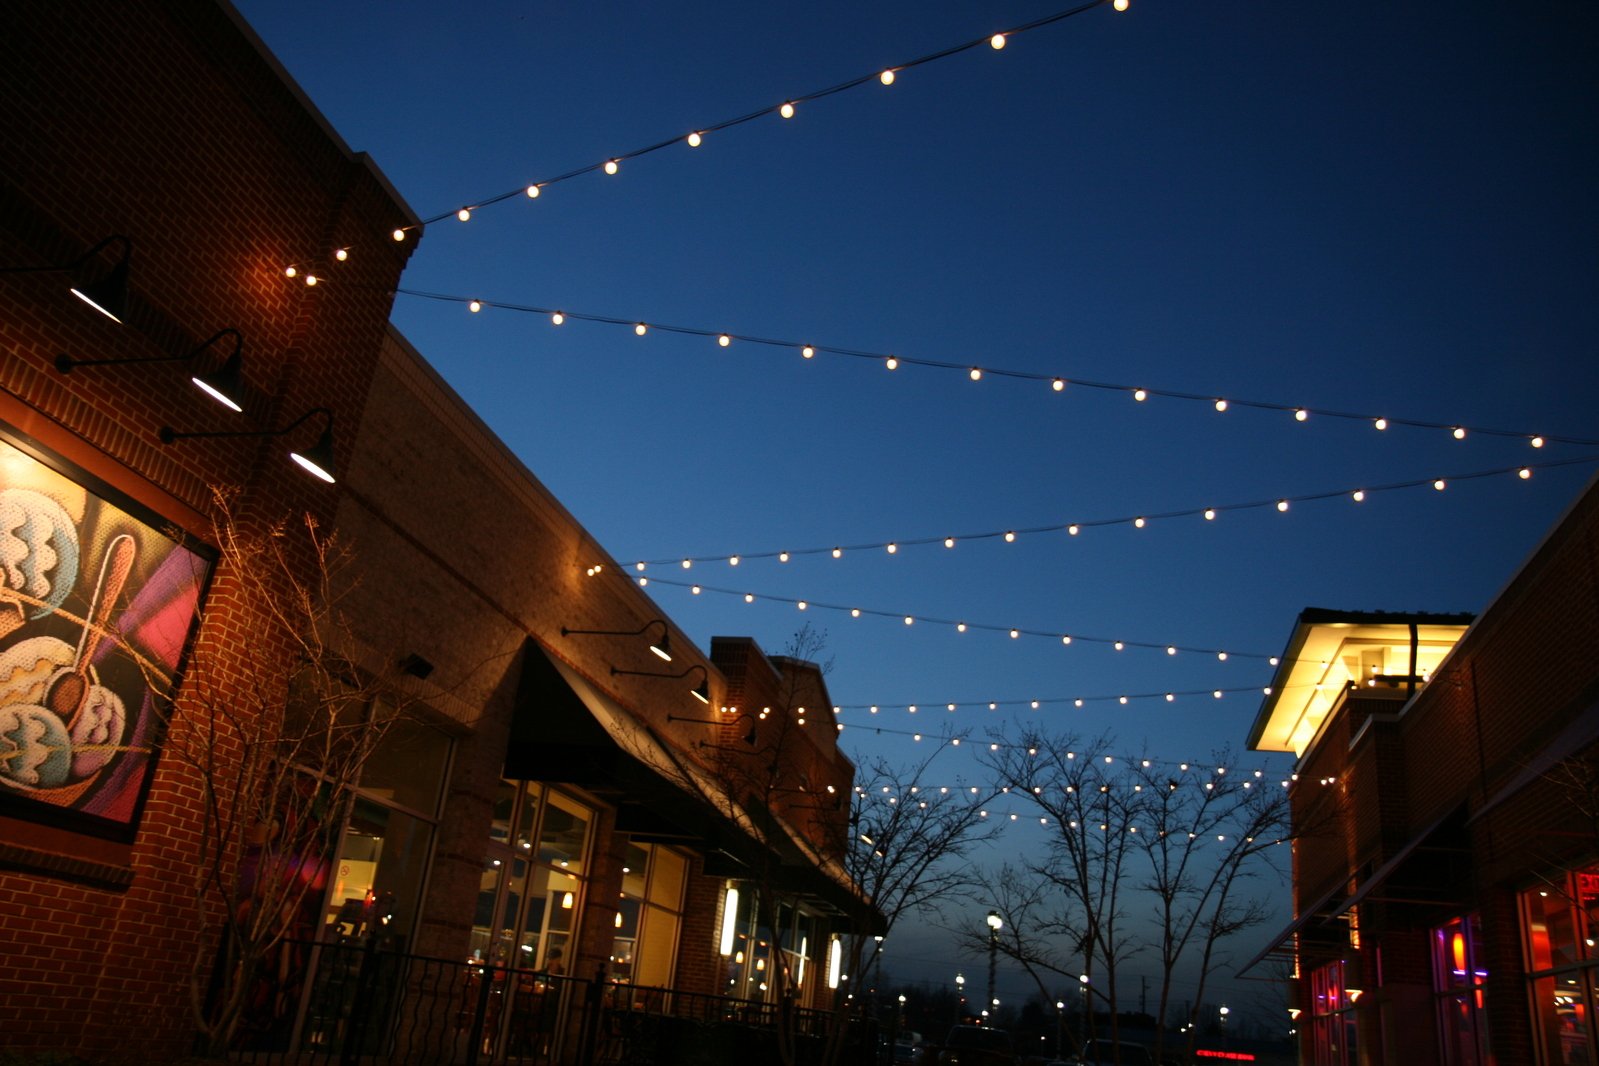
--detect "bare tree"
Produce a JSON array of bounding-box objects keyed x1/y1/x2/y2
[{"x1": 154, "y1": 490, "x2": 424, "y2": 1056}]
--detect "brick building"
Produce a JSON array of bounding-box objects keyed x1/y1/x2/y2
[
  {"x1": 1245, "y1": 476, "x2": 1599, "y2": 1064},
  {"x1": 0, "y1": 1, "x2": 872, "y2": 1060}
]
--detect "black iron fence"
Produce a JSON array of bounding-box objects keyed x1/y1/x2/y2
[{"x1": 227, "y1": 939, "x2": 873, "y2": 1066}]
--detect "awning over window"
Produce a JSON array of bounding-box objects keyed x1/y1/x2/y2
[
  {"x1": 1236, "y1": 881, "x2": 1346, "y2": 977},
  {"x1": 1469, "y1": 696, "x2": 1599, "y2": 825},
  {"x1": 1330, "y1": 808, "x2": 1462, "y2": 916}
]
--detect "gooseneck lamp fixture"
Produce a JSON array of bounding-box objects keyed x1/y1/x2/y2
[
  {"x1": 0, "y1": 234, "x2": 132, "y2": 324},
  {"x1": 158, "y1": 406, "x2": 336, "y2": 483},
  {"x1": 56, "y1": 327, "x2": 248, "y2": 412},
  {"x1": 611, "y1": 662, "x2": 710, "y2": 705},
  {"x1": 561, "y1": 619, "x2": 672, "y2": 662}
]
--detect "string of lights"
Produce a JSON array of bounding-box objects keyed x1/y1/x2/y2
[
  {"x1": 396, "y1": 287, "x2": 1598, "y2": 449},
  {"x1": 629, "y1": 455, "x2": 1597, "y2": 569},
  {"x1": 827, "y1": 683, "x2": 1285, "y2": 716},
  {"x1": 277, "y1": 2, "x2": 1118, "y2": 277},
  {"x1": 632, "y1": 573, "x2": 1276, "y2": 661}
]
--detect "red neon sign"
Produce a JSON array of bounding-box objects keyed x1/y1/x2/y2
[{"x1": 1195, "y1": 1052, "x2": 1256, "y2": 1062}]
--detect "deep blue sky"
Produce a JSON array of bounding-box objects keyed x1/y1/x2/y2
[{"x1": 236, "y1": 0, "x2": 1596, "y2": 1018}]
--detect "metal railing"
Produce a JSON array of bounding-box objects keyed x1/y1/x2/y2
[{"x1": 226, "y1": 939, "x2": 870, "y2": 1066}]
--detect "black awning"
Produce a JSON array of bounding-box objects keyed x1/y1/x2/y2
[
  {"x1": 1235, "y1": 880, "x2": 1346, "y2": 977},
  {"x1": 1330, "y1": 808, "x2": 1463, "y2": 916}
]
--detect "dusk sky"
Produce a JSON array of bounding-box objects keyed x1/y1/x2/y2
[{"x1": 234, "y1": 0, "x2": 1596, "y2": 1021}]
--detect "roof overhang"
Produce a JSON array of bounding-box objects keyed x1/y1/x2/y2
[{"x1": 1248, "y1": 609, "x2": 1471, "y2": 757}]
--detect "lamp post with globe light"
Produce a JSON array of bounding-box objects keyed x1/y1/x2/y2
[
  {"x1": 1079, "y1": 974, "x2": 1091, "y2": 1041},
  {"x1": 955, "y1": 972, "x2": 966, "y2": 1024},
  {"x1": 1219, "y1": 1004, "x2": 1230, "y2": 1049},
  {"x1": 986, "y1": 911, "x2": 1003, "y2": 1022}
]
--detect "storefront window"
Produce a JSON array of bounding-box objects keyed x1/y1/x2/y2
[
  {"x1": 471, "y1": 781, "x2": 593, "y2": 974},
  {"x1": 1432, "y1": 913, "x2": 1489, "y2": 1065},
  {"x1": 611, "y1": 842, "x2": 686, "y2": 986},
  {"x1": 1523, "y1": 870, "x2": 1599, "y2": 1064},
  {"x1": 1309, "y1": 959, "x2": 1357, "y2": 1066}
]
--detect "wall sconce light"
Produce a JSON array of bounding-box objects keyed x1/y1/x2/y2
[
  {"x1": 827, "y1": 935, "x2": 843, "y2": 990},
  {"x1": 561, "y1": 619, "x2": 672, "y2": 662},
  {"x1": 56, "y1": 327, "x2": 247, "y2": 412},
  {"x1": 1, "y1": 234, "x2": 132, "y2": 324},
  {"x1": 158, "y1": 406, "x2": 336, "y2": 483},
  {"x1": 610, "y1": 662, "x2": 710, "y2": 705},
  {"x1": 719, "y1": 885, "x2": 740, "y2": 956},
  {"x1": 667, "y1": 710, "x2": 756, "y2": 745},
  {"x1": 561, "y1": 891, "x2": 575, "y2": 910}
]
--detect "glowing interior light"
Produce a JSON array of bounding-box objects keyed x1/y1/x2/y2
[
  {"x1": 780, "y1": 102, "x2": 796, "y2": 119},
  {"x1": 457, "y1": 208, "x2": 471, "y2": 222},
  {"x1": 991, "y1": 33, "x2": 1006, "y2": 49},
  {"x1": 1433, "y1": 479, "x2": 1446, "y2": 491},
  {"x1": 1133, "y1": 388, "x2": 1147, "y2": 401},
  {"x1": 880, "y1": 70, "x2": 896, "y2": 85},
  {"x1": 687, "y1": 131, "x2": 703, "y2": 147},
  {"x1": 1052, "y1": 378, "x2": 1065, "y2": 391},
  {"x1": 1374, "y1": 417, "x2": 1388, "y2": 431},
  {"x1": 719, "y1": 887, "x2": 739, "y2": 955},
  {"x1": 526, "y1": 185, "x2": 541, "y2": 198},
  {"x1": 1352, "y1": 489, "x2": 1366, "y2": 502},
  {"x1": 604, "y1": 159, "x2": 620, "y2": 175},
  {"x1": 718, "y1": 334, "x2": 732, "y2": 347},
  {"x1": 284, "y1": 265, "x2": 297, "y2": 278},
  {"x1": 885, "y1": 356, "x2": 899, "y2": 370},
  {"x1": 1276, "y1": 499, "x2": 1289, "y2": 512},
  {"x1": 551, "y1": 312, "x2": 565, "y2": 325},
  {"x1": 1519, "y1": 467, "x2": 1532, "y2": 480},
  {"x1": 1295, "y1": 408, "x2": 1308, "y2": 422},
  {"x1": 1452, "y1": 426, "x2": 1466, "y2": 440},
  {"x1": 1531, "y1": 435, "x2": 1545, "y2": 448},
  {"x1": 1214, "y1": 398, "x2": 1228, "y2": 412},
  {"x1": 392, "y1": 228, "x2": 407, "y2": 242},
  {"x1": 469, "y1": 300, "x2": 482, "y2": 313},
  {"x1": 802, "y1": 345, "x2": 815, "y2": 358}
]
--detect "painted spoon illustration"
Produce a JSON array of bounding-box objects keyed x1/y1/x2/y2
[{"x1": 45, "y1": 533, "x2": 136, "y2": 726}]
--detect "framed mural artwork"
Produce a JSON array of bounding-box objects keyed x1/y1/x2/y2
[{"x1": 0, "y1": 424, "x2": 213, "y2": 841}]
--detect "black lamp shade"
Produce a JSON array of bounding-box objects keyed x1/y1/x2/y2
[
  {"x1": 191, "y1": 348, "x2": 245, "y2": 412},
  {"x1": 69, "y1": 254, "x2": 130, "y2": 323},
  {"x1": 289, "y1": 423, "x2": 336, "y2": 483}
]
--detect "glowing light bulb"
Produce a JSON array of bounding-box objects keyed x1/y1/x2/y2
[
  {"x1": 1294, "y1": 408, "x2": 1308, "y2": 422},
  {"x1": 526, "y1": 185, "x2": 541, "y2": 198},
  {"x1": 1374, "y1": 417, "x2": 1388, "y2": 431},
  {"x1": 1166, "y1": 646, "x2": 1177, "y2": 656},
  {"x1": 1119, "y1": 696, "x2": 1128, "y2": 705},
  {"x1": 1531, "y1": 435, "x2": 1545, "y2": 448},
  {"x1": 469, "y1": 300, "x2": 482, "y2": 313},
  {"x1": 944, "y1": 537, "x2": 956, "y2": 548},
  {"x1": 779, "y1": 551, "x2": 790, "y2": 562},
  {"x1": 304, "y1": 275, "x2": 318, "y2": 286},
  {"x1": 832, "y1": 547, "x2": 842, "y2": 558},
  {"x1": 1519, "y1": 467, "x2": 1532, "y2": 480},
  {"x1": 745, "y1": 593, "x2": 755, "y2": 603},
  {"x1": 551, "y1": 312, "x2": 565, "y2": 325},
  {"x1": 1061, "y1": 635, "x2": 1071, "y2": 645},
  {"x1": 797, "y1": 600, "x2": 807, "y2": 610},
  {"x1": 1133, "y1": 388, "x2": 1147, "y2": 402},
  {"x1": 691, "y1": 585, "x2": 701, "y2": 595},
  {"x1": 1052, "y1": 378, "x2": 1065, "y2": 391},
  {"x1": 1067, "y1": 524, "x2": 1080, "y2": 536},
  {"x1": 903, "y1": 616, "x2": 914, "y2": 626},
  {"x1": 991, "y1": 33, "x2": 1006, "y2": 49},
  {"x1": 718, "y1": 334, "x2": 731, "y2": 347},
  {"x1": 1276, "y1": 499, "x2": 1289, "y2": 512},
  {"x1": 1352, "y1": 489, "x2": 1366, "y2": 502},
  {"x1": 802, "y1": 345, "x2": 815, "y2": 358},
  {"x1": 1074, "y1": 699, "x2": 1084, "y2": 708},
  {"x1": 970, "y1": 367, "x2": 982, "y2": 381},
  {"x1": 886, "y1": 543, "x2": 898, "y2": 554},
  {"x1": 1204, "y1": 508, "x2": 1216, "y2": 521},
  {"x1": 392, "y1": 228, "x2": 407, "y2": 242},
  {"x1": 1004, "y1": 531, "x2": 1016, "y2": 542},
  {"x1": 1113, "y1": 0, "x2": 1129, "y2": 9},
  {"x1": 1433, "y1": 479, "x2": 1446, "y2": 491},
  {"x1": 1134, "y1": 517, "x2": 1146, "y2": 528},
  {"x1": 635, "y1": 323, "x2": 647, "y2": 336},
  {"x1": 728, "y1": 555, "x2": 739, "y2": 566},
  {"x1": 880, "y1": 70, "x2": 896, "y2": 86},
  {"x1": 1214, "y1": 690, "x2": 1223, "y2": 699},
  {"x1": 1452, "y1": 426, "x2": 1466, "y2": 440},
  {"x1": 457, "y1": 208, "x2": 471, "y2": 222},
  {"x1": 1166, "y1": 693, "x2": 1175, "y2": 702},
  {"x1": 851, "y1": 608, "x2": 860, "y2": 617},
  {"x1": 687, "y1": 131, "x2": 703, "y2": 147},
  {"x1": 885, "y1": 356, "x2": 899, "y2": 370},
  {"x1": 681, "y1": 559, "x2": 692, "y2": 569},
  {"x1": 284, "y1": 266, "x2": 297, "y2": 278},
  {"x1": 956, "y1": 623, "x2": 967, "y2": 633},
  {"x1": 604, "y1": 159, "x2": 620, "y2": 175},
  {"x1": 1217, "y1": 651, "x2": 1228, "y2": 661},
  {"x1": 1114, "y1": 641, "x2": 1124, "y2": 651},
  {"x1": 1214, "y1": 398, "x2": 1228, "y2": 412},
  {"x1": 1009, "y1": 629, "x2": 1020, "y2": 639},
  {"x1": 780, "y1": 102, "x2": 796, "y2": 119}
]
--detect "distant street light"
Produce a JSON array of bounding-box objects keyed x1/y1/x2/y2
[{"x1": 986, "y1": 911, "x2": 1003, "y2": 1021}]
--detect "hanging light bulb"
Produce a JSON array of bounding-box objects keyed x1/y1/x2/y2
[
  {"x1": 903, "y1": 616, "x2": 914, "y2": 626},
  {"x1": 1530, "y1": 435, "x2": 1545, "y2": 448},
  {"x1": 392, "y1": 228, "x2": 407, "y2": 242},
  {"x1": 551, "y1": 312, "x2": 565, "y2": 325},
  {"x1": 780, "y1": 102, "x2": 796, "y2": 119},
  {"x1": 1052, "y1": 378, "x2": 1065, "y2": 391},
  {"x1": 885, "y1": 356, "x2": 899, "y2": 370},
  {"x1": 1203, "y1": 508, "x2": 1216, "y2": 521},
  {"x1": 1294, "y1": 408, "x2": 1308, "y2": 422},
  {"x1": 1519, "y1": 467, "x2": 1532, "y2": 480},
  {"x1": 1433, "y1": 479, "x2": 1446, "y2": 491},
  {"x1": 779, "y1": 551, "x2": 790, "y2": 562},
  {"x1": 970, "y1": 367, "x2": 982, "y2": 381},
  {"x1": 284, "y1": 266, "x2": 298, "y2": 278},
  {"x1": 457, "y1": 208, "x2": 471, "y2": 222},
  {"x1": 1134, "y1": 517, "x2": 1146, "y2": 528},
  {"x1": 1352, "y1": 489, "x2": 1366, "y2": 502},
  {"x1": 1113, "y1": 0, "x2": 1129, "y2": 10},
  {"x1": 1133, "y1": 388, "x2": 1148, "y2": 402},
  {"x1": 956, "y1": 623, "x2": 967, "y2": 633},
  {"x1": 886, "y1": 543, "x2": 898, "y2": 554},
  {"x1": 990, "y1": 33, "x2": 1007, "y2": 49},
  {"x1": 1214, "y1": 398, "x2": 1228, "y2": 412},
  {"x1": 880, "y1": 70, "x2": 896, "y2": 86},
  {"x1": 635, "y1": 323, "x2": 648, "y2": 336},
  {"x1": 1061, "y1": 635, "x2": 1072, "y2": 645},
  {"x1": 604, "y1": 159, "x2": 620, "y2": 175},
  {"x1": 304, "y1": 275, "x2": 318, "y2": 286},
  {"x1": 1452, "y1": 426, "x2": 1467, "y2": 440},
  {"x1": 1004, "y1": 531, "x2": 1016, "y2": 542},
  {"x1": 1067, "y1": 524, "x2": 1080, "y2": 535},
  {"x1": 718, "y1": 334, "x2": 732, "y2": 347},
  {"x1": 1276, "y1": 499, "x2": 1290, "y2": 512},
  {"x1": 944, "y1": 537, "x2": 956, "y2": 548},
  {"x1": 687, "y1": 131, "x2": 703, "y2": 147},
  {"x1": 526, "y1": 185, "x2": 541, "y2": 198},
  {"x1": 334, "y1": 248, "x2": 349, "y2": 262},
  {"x1": 1373, "y1": 417, "x2": 1388, "y2": 431},
  {"x1": 469, "y1": 300, "x2": 482, "y2": 313},
  {"x1": 802, "y1": 345, "x2": 815, "y2": 358},
  {"x1": 832, "y1": 547, "x2": 842, "y2": 558}
]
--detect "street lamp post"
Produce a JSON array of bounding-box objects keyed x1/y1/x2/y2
[
  {"x1": 955, "y1": 972, "x2": 966, "y2": 1024},
  {"x1": 1055, "y1": 1000, "x2": 1066, "y2": 1059},
  {"x1": 1079, "y1": 974, "x2": 1091, "y2": 1043},
  {"x1": 1219, "y1": 1005, "x2": 1230, "y2": 1049},
  {"x1": 986, "y1": 911, "x2": 1003, "y2": 1022}
]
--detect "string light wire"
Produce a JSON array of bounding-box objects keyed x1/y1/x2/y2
[{"x1": 396, "y1": 288, "x2": 1596, "y2": 449}]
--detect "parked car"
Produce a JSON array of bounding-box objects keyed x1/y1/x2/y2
[
  {"x1": 1070, "y1": 1038, "x2": 1156, "y2": 1065},
  {"x1": 937, "y1": 1024, "x2": 1020, "y2": 1066}
]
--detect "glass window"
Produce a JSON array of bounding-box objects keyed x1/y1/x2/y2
[
  {"x1": 612, "y1": 842, "x2": 686, "y2": 987},
  {"x1": 1432, "y1": 914, "x2": 1489, "y2": 1065},
  {"x1": 1523, "y1": 869, "x2": 1599, "y2": 1064},
  {"x1": 471, "y1": 781, "x2": 592, "y2": 975},
  {"x1": 1309, "y1": 959, "x2": 1357, "y2": 1066}
]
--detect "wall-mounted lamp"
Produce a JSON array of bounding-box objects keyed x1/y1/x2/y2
[
  {"x1": 719, "y1": 885, "x2": 740, "y2": 956},
  {"x1": 158, "y1": 406, "x2": 336, "y2": 483},
  {"x1": 56, "y1": 327, "x2": 247, "y2": 412},
  {"x1": 667, "y1": 709, "x2": 756, "y2": 745},
  {"x1": 561, "y1": 618, "x2": 672, "y2": 662},
  {"x1": 1, "y1": 234, "x2": 132, "y2": 324},
  {"x1": 610, "y1": 662, "x2": 709, "y2": 705}
]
